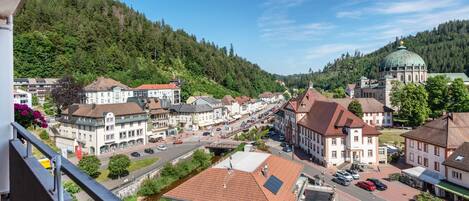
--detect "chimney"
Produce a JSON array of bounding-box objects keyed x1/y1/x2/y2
[{"x1": 308, "y1": 81, "x2": 314, "y2": 89}]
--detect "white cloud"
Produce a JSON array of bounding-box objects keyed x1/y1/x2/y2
[
  {"x1": 336, "y1": 11, "x2": 362, "y2": 18},
  {"x1": 372, "y1": 0, "x2": 458, "y2": 15},
  {"x1": 258, "y1": 0, "x2": 334, "y2": 41}
]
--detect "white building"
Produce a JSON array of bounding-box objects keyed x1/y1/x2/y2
[
  {"x1": 192, "y1": 96, "x2": 227, "y2": 124},
  {"x1": 401, "y1": 113, "x2": 469, "y2": 198},
  {"x1": 222, "y1": 95, "x2": 240, "y2": 117},
  {"x1": 169, "y1": 104, "x2": 214, "y2": 131},
  {"x1": 13, "y1": 78, "x2": 58, "y2": 104},
  {"x1": 441, "y1": 142, "x2": 469, "y2": 200},
  {"x1": 135, "y1": 84, "x2": 181, "y2": 104},
  {"x1": 83, "y1": 77, "x2": 133, "y2": 105},
  {"x1": 331, "y1": 98, "x2": 393, "y2": 127},
  {"x1": 13, "y1": 89, "x2": 32, "y2": 107},
  {"x1": 56, "y1": 102, "x2": 147, "y2": 155},
  {"x1": 297, "y1": 101, "x2": 381, "y2": 167}
]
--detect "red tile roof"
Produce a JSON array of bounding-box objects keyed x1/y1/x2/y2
[
  {"x1": 236, "y1": 96, "x2": 251, "y2": 105},
  {"x1": 164, "y1": 153, "x2": 303, "y2": 201},
  {"x1": 298, "y1": 101, "x2": 380, "y2": 136},
  {"x1": 135, "y1": 83, "x2": 178, "y2": 90},
  {"x1": 284, "y1": 88, "x2": 327, "y2": 113}
]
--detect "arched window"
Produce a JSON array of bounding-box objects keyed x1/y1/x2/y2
[
  {"x1": 400, "y1": 75, "x2": 404, "y2": 81},
  {"x1": 408, "y1": 75, "x2": 411, "y2": 82},
  {"x1": 415, "y1": 75, "x2": 418, "y2": 82}
]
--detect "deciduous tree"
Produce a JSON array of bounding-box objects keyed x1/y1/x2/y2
[
  {"x1": 425, "y1": 75, "x2": 449, "y2": 118},
  {"x1": 391, "y1": 83, "x2": 430, "y2": 127},
  {"x1": 78, "y1": 155, "x2": 101, "y2": 178},
  {"x1": 108, "y1": 154, "x2": 130, "y2": 178},
  {"x1": 348, "y1": 99, "x2": 363, "y2": 118},
  {"x1": 447, "y1": 78, "x2": 469, "y2": 112},
  {"x1": 50, "y1": 75, "x2": 85, "y2": 114}
]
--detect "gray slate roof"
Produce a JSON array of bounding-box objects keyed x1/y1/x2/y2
[
  {"x1": 169, "y1": 104, "x2": 213, "y2": 113},
  {"x1": 443, "y1": 142, "x2": 469, "y2": 172}
]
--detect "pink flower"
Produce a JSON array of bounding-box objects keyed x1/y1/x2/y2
[
  {"x1": 33, "y1": 111, "x2": 41, "y2": 119},
  {"x1": 20, "y1": 110, "x2": 29, "y2": 116},
  {"x1": 41, "y1": 123, "x2": 48, "y2": 128}
]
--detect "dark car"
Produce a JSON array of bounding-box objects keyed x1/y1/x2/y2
[
  {"x1": 282, "y1": 146, "x2": 292, "y2": 153},
  {"x1": 332, "y1": 176, "x2": 351, "y2": 186},
  {"x1": 202, "y1": 131, "x2": 211, "y2": 136},
  {"x1": 356, "y1": 181, "x2": 376, "y2": 191},
  {"x1": 216, "y1": 128, "x2": 222, "y2": 131},
  {"x1": 130, "y1": 152, "x2": 141, "y2": 157},
  {"x1": 366, "y1": 178, "x2": 387, "y2": 190},
  {"x1": 280, "y1": 142, "x2": 287, "y2": 147},
  {"x1": 279, "y1": 135, "x2": 285, "y2": 141},
  {"x1": 144, "y1": 148, "x2": 154, "y2": 154}
]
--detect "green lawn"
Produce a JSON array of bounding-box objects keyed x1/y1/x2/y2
[
  {"x1": 379, "y1": 128, "x2": 407, "y2": 147},
  {"x1": 96, "y1": 157, "x2": 159, "y2": 182}
]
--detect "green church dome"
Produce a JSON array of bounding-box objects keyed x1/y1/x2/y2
[{"x1": 380, "y1": 42, "x2": 426, "y2": 71}]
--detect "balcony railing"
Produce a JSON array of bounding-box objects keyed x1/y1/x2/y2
[{"x1": 9, "y1": 122, "x2": 120, "y2": 201}]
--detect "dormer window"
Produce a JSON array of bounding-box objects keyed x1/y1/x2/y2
[{"x1": 455, "y1": 155, "x2": 464, "y2": 161}]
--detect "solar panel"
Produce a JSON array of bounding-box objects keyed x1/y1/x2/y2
[{"x1": 263, "y1": 175, "x2": 283, "y2": 195}]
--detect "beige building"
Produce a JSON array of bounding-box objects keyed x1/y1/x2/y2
[
  {"x1": 331, "y1": 98, "x2": 393, "y2": 127},
  {"x1": 83, "y1": 77, "x2": 134, "y2": 105},
  {"x1": 57, "y1": 103, "x2": 147, "y2": 155},
  {"x1": 441, "y1": 142, "x2": 469, "y2": 200}
]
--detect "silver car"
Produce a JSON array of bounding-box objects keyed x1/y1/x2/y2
[{"x1": 336, "y1": 170, "x2": 353, "y2": 182}]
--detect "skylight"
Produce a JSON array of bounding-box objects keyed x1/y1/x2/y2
[
  {"x1": 264, "y1": 175, "x2": 283, "y2": 195},
  {"x1": 455, "y1": 155, "x2": 464, "y2": 161}
]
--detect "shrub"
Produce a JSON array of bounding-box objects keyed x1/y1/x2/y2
[
  {"x1": 415, "y1": 192, "x2": 444, "y2": 201},
  {"x1": 63, "y1": 181, "x2": 81, "y2": 201},
  {"x1": 39, "y1": 130, "x2": 49, "y2": 140},
  {"x1": 388, "y1": 173, "x2": 401, "y2": 181},
  {"x1": 108, "y1": 154, "x2": 130, "y2": 178},
  {"x1": 78, "y1": 155, "x2": 101, "y2": 178}
]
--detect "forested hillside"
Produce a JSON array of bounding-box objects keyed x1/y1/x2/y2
[
  {"x1": 280, "y1": 20, "x2": 469, "y2": 90},
  {"x1": 14, "y1": 0, "x2": 283, "y2": 99}
]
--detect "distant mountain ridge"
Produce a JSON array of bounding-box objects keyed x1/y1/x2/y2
[
  {"x1": 279, "y1": 20, "x2": 469, "y2": 90},
  {"x1": 13, "y1": 0, "x2": 283, "y2": 100}
]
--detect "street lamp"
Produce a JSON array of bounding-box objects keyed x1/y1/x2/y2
[{"x1": 0, "y1": 0, "x2": 24, "y2": 195}]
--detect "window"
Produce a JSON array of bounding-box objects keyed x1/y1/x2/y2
[
  {"x1": 452, "y1": 171, "x2": 462, "y2": 180},
  {"x1": 434, "y1": 162, "x2": 440, "y2": 171},
  {"x1": 368, "y1": 149, "x2": 373, "y2": 157},
  {"x1": 341, "y1": 138, "x2": 345, "y2": 145},
  {"x1": 423, "y1": 158, "x2": 428, "y2": 167},
  {"x1": 89, "y1": 135, "x2": 92, "y2": 142},
  {"x1": 418, "y1": 156, "x2": 422, "y2": 165},
  {"x1": 367, "y1": 137, "x2": 372, "y2": 144},
  {"x1": 423, "y1": 143, "x2": 428, "y2": 152},
  {"x1": 409, "y1": 140, "x2": 414, "y2": 148},
  {"x1": 417, "y1": 142, "x2": 422, "y2": 150},
  {"x1": 341, "y1": 151, "x2": 345, "y2": 158},
  {"x1": 332, "y1": 151, "x2": 337, "y2": 158},
  {"x1": 332, "y1": 138, "x2": 337, "y2": 145},
  {"x1": 354, "y1": 136, "x2": 359, "y2": 142},
  {"x1": 409, "y1": 153, "x2": 414, "y2": 162},
  {"x1": 434, "y1": 147, "x2": 440, "y2": 156}
]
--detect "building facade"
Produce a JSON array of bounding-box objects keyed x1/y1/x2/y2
[
  {"x1": 83, "y1": 77, "x2": 134, "y2": 105},
  {"x1": 13, "y1": 78, "x2": 58, "y2": 104},
  {"x1": 57, "y1": 103, "x2": 147, "y2": 155},
  {"x1": 13, "y1": 89, "x2": 32, "y2": 107},
  {"x1": 331, "y1": 98, "x2": 393, "y2": 127},
  {"x1": 354, "y1": 41, "x2": 427, "y2": 108},
  {"x1": 297, "y1": 101, "x2": 381, "y2": 167},
  {"x1": 401, "y1": 113, "x2": 469, "y2": 198},
  {"x1": 135, "y1": 84, "x2": 181, "y2": 104},
  {"x1": 169, "y1": 104, "x2": 214, "y2": 131},
  {"x1": 222, "y1": 95, "x2": 240, "y2": 117},
  {"x1": 441, "y1": 142, "x2": 469, "y2": 200},
  {"x1": 192, "y1": 96, "x2": 228, "y2": 124},
  {"x1": 146, "y1": 98, "x2": 171, "y2": 141}
]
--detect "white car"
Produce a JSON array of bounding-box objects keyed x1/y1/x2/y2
[
  {"x1": 346, "y1": 169, "x2": 360, "y2": 180},
  {"x1": 336, "y1": 170, "x2": 353, "y2": 181},
  {"x1": 157, "y1": 144, "x2": 168, "y2": 151}
]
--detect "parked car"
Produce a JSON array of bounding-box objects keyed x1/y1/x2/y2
[
  {"x1": 216, "y1": 128, "x2": 222, "y2": 131},
  {"x1": 173, "y1": 139, "x2": 183, "y2": 144},
  {"x1": 356, "y1": 181, "x2": 377, "y2": 191},
  {"x1": 280, "y1": 142, "x2": 287, "y2": 147},
  {"x1": 332, "y1": 176, "x2": 351, "y2": 186},
  {"x1": 335, "y1": 170, "x2": 353, "y2": 182},
  {"x1": 203, "y1": 131, "x2": 211, "y2": 136},
  {"x1": 144, "y1": 148, "x2": 154, "y2": 154},
  {"x1": 157, "y1": 144, "x2": 168, "y2": 151},
  {"x1": 130, "y1": 152, "x2": 141, "y2": 157},
  {"x1": 346, "y1": 169, "x2": 360, "y2": 180},
  {"x1": 282, "y1": 146, "x2": 292, "y2": 153},
  {"x1": 367, "y1": 178, "x2": 387, "y2": 191}
]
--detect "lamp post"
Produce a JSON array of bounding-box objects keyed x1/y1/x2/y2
[{"x1": 0, "y1": 0, "x2": 23, "y2": 195}]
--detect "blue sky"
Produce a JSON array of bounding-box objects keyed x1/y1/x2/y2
[{"x1": 122, "y1": 0, "x2": 469, "y2": 75}]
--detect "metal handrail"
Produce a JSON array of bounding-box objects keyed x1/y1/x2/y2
[{"x1": 11, "y1": 122, "x2": 120, "y2": 201}]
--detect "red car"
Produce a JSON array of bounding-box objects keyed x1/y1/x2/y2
[
  {"x1": 356, "y1": 181, "x2": 376, "y2": 191},
  {"x1": 173, "y1": 139, "x2": 183, "y2": 144}
]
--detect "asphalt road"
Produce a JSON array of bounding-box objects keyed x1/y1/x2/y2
[{"x1": 270, "y1": 145, "x2": 385, "y2": 201}]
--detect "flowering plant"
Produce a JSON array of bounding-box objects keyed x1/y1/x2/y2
[{"x1": 14, "y1": 104, "x2": 48, "y2": 129}]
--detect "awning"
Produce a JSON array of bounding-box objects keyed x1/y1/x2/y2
[
  {"x1": 402, "y1": 166, "x2": 444, "y2": 185},
  {"x1": 436, "y1": 180, "x2": 469, "y2": 199}
]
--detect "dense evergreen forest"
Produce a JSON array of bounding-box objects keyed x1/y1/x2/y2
[
  {"x1": 13, "y1": 0, "x2": 283, "y2": 100},
  {"x1": 279, "y1": 20, "x2": 469, "y2": 90}
]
